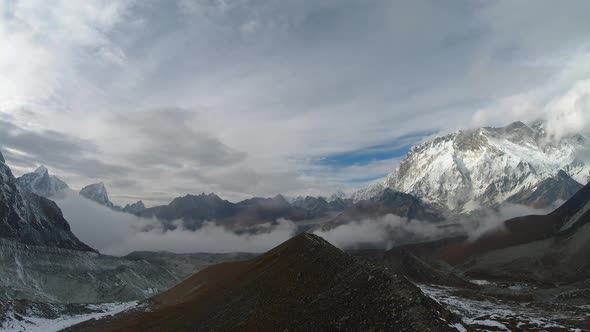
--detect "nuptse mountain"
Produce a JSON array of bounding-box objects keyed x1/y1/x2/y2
[{"x1": 354, "y1": 121, "x2": 590, "y2": 213}]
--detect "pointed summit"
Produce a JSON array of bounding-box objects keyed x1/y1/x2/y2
[
  {"x1": 80, "y1": 182, "x2": 114, "y2": 208},
  {"x1": 0, "y1": 150, "x2": 4, "y2": 163},
  {"x1": 34, "y1": 165, "x2": 49, "y2": 175}
]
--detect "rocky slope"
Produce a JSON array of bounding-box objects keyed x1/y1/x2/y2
[
  {"x1": 459, "y1": 182, "x2": 590, "y2": 283},
  {"x1": 355, "y1": 121, "x2": 590, "y2": 213},
  {"x1": 382, "y1": 181, "x2": 590, "y2": 284},
  {"x1": 15, "y1": 166, "x2": 69, "y2": 198},
  {"x1": 0, "y1": 152, "x2": 92, "y2": 252},
  {"x1": 0, "y1": 237, "x2": 253, "y2": 303},
  {"x1": 68, "y1": 233, "x2": 464, "y2": 331}
]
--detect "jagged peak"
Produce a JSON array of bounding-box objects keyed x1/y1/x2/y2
[
  {"x1": 556, "y1": 169, "x2": 571, "y2": 179},
  {"x1": 80, "y1": 183, "x2": 110, "y2": 202},
  {"x1": 271, "y1": 194, "x2": 289, "y2": 205},
  {"x1": 0, "y1": 150, "x2": 4, "y2": 163},
  {"x1": 505, "y1": 120, "x2": 528, "y2": 129},
  {"x1": 34, "y1": 165, "x2": 49, "y2": 175}
]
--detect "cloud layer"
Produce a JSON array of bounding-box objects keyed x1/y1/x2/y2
[
  {"x1": 56, "y1": 191, "x2": 297, "y2": 255},
  {"x1": 1, "y1": 1, "x2": 590, "y2": 204},
  {"x1": 56, "y1": 190, "x2": 557, "y2": 255}
]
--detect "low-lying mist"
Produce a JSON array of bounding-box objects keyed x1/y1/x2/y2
[
  {"x1": 56, "y1": 191, "x2": 559, "y2": 256},
  {"x1": 314, "y1": 203, "x2": 558, "y2": 250},
  {"x1": 56, "y1": 192, "x2": 297, "y2": 256}
]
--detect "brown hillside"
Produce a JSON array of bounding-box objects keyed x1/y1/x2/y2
[{"x1": 69, "y1": 233, "x2": 462, "y2": 332}]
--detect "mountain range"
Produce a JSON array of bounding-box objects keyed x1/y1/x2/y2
[
  {"x1": 0, "y1": 155, "x2": 250, "y2": 307},
  {"x1": 2, "y1": 120, "x2": 590, "y2": 330},
  {"x1": 15, "y1": 167, "x2": 147, "y2": 216},
  {"x1": 138, "y1": 193, "x2": 348, "y2": 231}
]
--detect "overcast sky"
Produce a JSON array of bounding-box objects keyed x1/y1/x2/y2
[{"x1": 1, "y1": 0, "x2": 590, "y2": 206}]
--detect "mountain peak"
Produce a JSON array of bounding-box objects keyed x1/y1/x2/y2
[
  {"x1": 34, "y1": 165, "x2": 49, "y2": 175},
  {"x1": 122, "y1": 200, "x2": 146, "y2": 214},
  {"x1": 506, "y1": 120, "x2": 528, "y2": 129},
  {"x1": 0, "y1": 150, "x2": 4, "y2": 163},
  {"x1": 264, "y1": 233, "x2": 338, "y2": 257},
  {"x1": 16, "y1": 166, "x2": 69, "y2": 198},
  {"x1": 80, "y1": 182, "x2": 114, "y2": 208}
]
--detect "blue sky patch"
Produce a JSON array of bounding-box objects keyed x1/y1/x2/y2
[{"x1": 317, "y1": 130, "x2": 434, "y2": 168}]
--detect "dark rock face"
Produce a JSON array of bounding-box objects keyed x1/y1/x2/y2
[
  {"x1": 291, "y1": 195, "x2": 353, "y2": 218},
  {"x1": 139, "y1": 193, "x2": 239, "y2": 230},
  {"x1": 0, "y1": 159, "x2": 93, "y2": 252},
  {"x1": 122, "y1": 200, "x2": 146, "y2": 215},
  {"x1": 508, "y1": 170, "x2": 583, "y2": 208},
  {"x1": 68, "y1": 234, "x2": 462, "y2": 331},
  {"x1": 550, "y1": 179, "x2": 590, "y2": 231}
]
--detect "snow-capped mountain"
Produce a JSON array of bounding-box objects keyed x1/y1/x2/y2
[
  {"x1": 16, "y1": 165, "x2": 69, "y2": 198},
  {"x1": 80, "y1": 182, "x2": 115, "y2": 208},
  {"x1": 354, "y1": 121, "x2": 590, "y2": 212},
  {"x1": 0, "y1": 151, "x2": 93, "y2": 251}
]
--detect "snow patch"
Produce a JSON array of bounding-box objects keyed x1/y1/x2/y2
[{"x1": 1, "y1": 301, "x2": 139, "y2": 332}]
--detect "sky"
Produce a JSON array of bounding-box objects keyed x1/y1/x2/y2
[{"x1": 1, "y1": 0, "x2": 590, "y2": 206}]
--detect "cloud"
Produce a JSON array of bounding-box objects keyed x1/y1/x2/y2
[
  {"x1": 0, "y1": 118, "x2": 130, "y2": 179},
  {"x1": 313, "y1": 203, "x2": 558, "y2": 250},
  {"x1": 2, "y1": 1, "x2": 590, "y2": 204},
  {"x1": 314, "y1": 214, "x2": 458, "y2": 250},
  {"x1": 545, "y1": 80, "x2": 590, "y2": 141},
  {"x1": 108, "y1": 109, "x2": 247, "y2": 168},
  {"x1": 463, "y1": 203, "x2": 559, "y2": 241},
  {"x1": 56, "y1": 189, "x2": 564, "y2": 255},
  {"x1": 55, "y1": 191, "x2": 297, "y2": 255}
]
